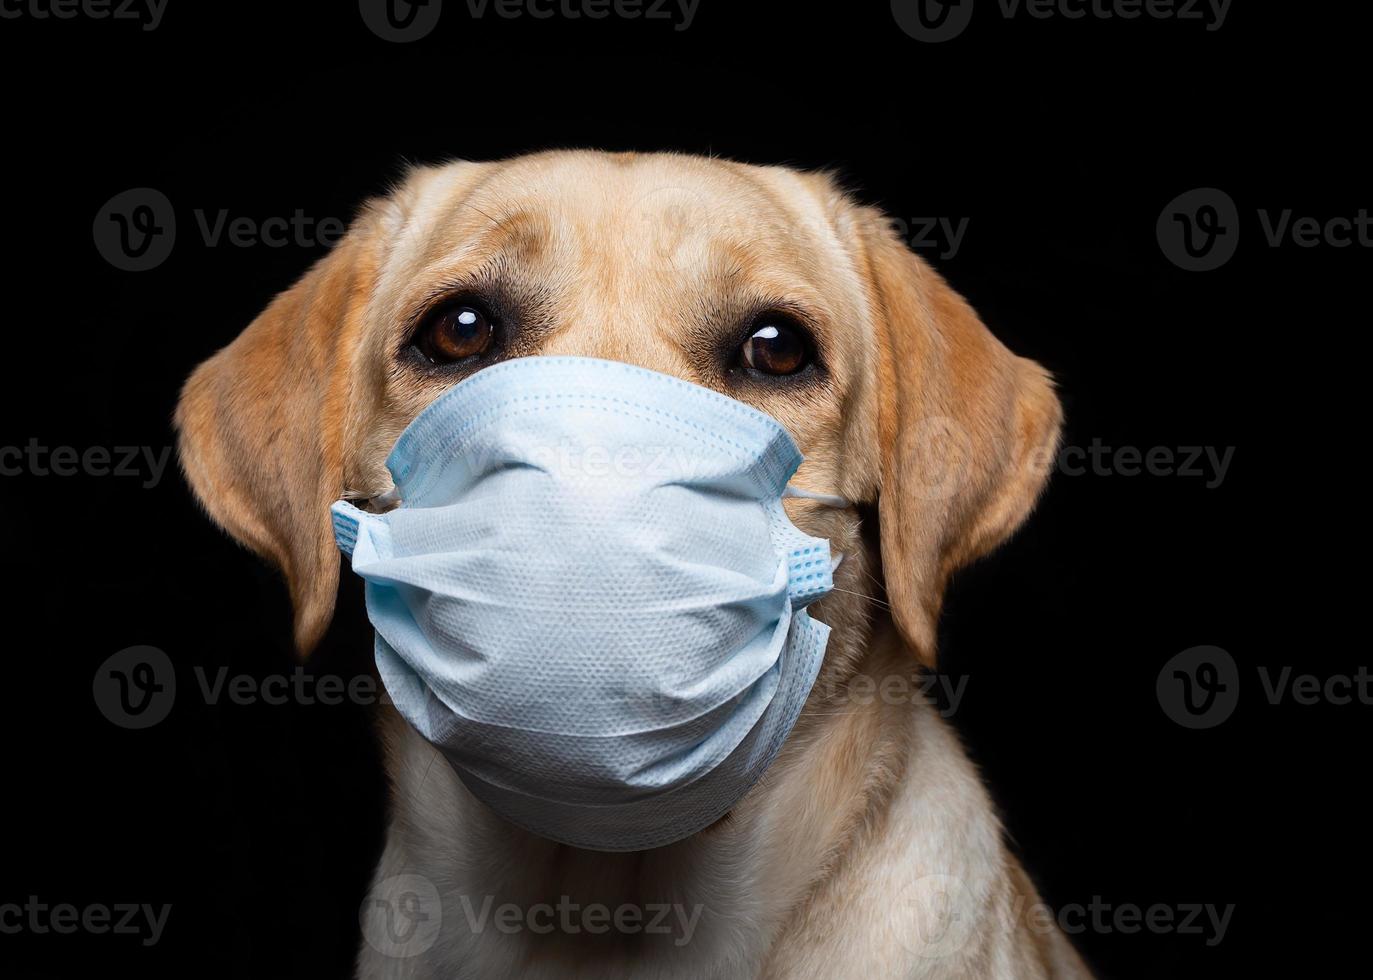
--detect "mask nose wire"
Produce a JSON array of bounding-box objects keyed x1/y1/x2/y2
[
  {"x1": 782, "y1": 486, "x2": 852, "y2": 509},
  {"x1": 373, "y1": 484, "x2": 849, "y2": 512},
  {"x1": 376, "y1": 485, "x2": 849, "y2": 510}
]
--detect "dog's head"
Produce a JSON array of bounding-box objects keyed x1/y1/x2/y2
[{"x1": 176, "y1": 151, "x2": 1060, "y2": 669}]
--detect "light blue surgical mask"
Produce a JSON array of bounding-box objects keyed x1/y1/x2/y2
[{"x1": 331, "y1": 356, "x2": 848, "y2": 852}]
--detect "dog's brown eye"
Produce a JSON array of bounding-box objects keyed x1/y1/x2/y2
[
  {"x1": 417, "y1": 303, "x2": 494, "y2": 363},
  {"x1": 741, "y1": 318, "x2": 811, "y2": 376}
]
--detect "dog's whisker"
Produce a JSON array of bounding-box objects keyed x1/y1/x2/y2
[
  {"x1": 860, "y1": 567, "x2": 888, "y2": 593},
  {"x1": 464, "y1": 202, "x2": 502, "y2": 227},
  {"x1": 414, "y1": 747, "x2": 442, "y2": 799},
  {"x1": 828, "y1": 586, "x2": 891, "y2": 610}
]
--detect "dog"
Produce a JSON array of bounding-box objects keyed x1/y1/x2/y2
[{"x1": 175, "y1": 150, "x2": 1091, "y2": 978}]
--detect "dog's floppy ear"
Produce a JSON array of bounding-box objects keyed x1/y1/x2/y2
[
  {"x1": 175, "y1": 210, "x2": 385, "y2": 655},
  {"x1": 860, "y1": 210, "x2": 1062, "y2": 667}
]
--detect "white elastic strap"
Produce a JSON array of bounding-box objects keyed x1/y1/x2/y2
[{"x1": 783, "y1": 486, "x2": 851, "y2": 509}]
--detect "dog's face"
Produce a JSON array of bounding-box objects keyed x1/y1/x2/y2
[{"x1": 177, "y1": 151, "x2": 1061, "y2": 674}]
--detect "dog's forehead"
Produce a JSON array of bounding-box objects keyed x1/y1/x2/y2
[{"x1": 399, "y1": 152, "x2": 851, "y2": 278}]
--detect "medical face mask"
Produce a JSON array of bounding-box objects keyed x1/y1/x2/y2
[{"x1": 331, "y1": 356, "x2": 848, "y2": 852}]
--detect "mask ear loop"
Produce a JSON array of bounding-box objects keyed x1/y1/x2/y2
[
  {"x1": 371, "y1": 487, "x2": 403, "y2": 510},
  {"x1": 782, "y1": 486, "x2": 851, "y2": 509},
  {"x1": 780, "y1": 486, "x2": 851, "y2": 572}
]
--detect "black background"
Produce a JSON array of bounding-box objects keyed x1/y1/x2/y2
[{"x1": 1, "y1": 1, "x2": 1366, "y2": 976}]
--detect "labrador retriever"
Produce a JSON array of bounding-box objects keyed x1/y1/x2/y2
[{"x1": 176, "y1": 150, "x2": 1091, "y2": 979}]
